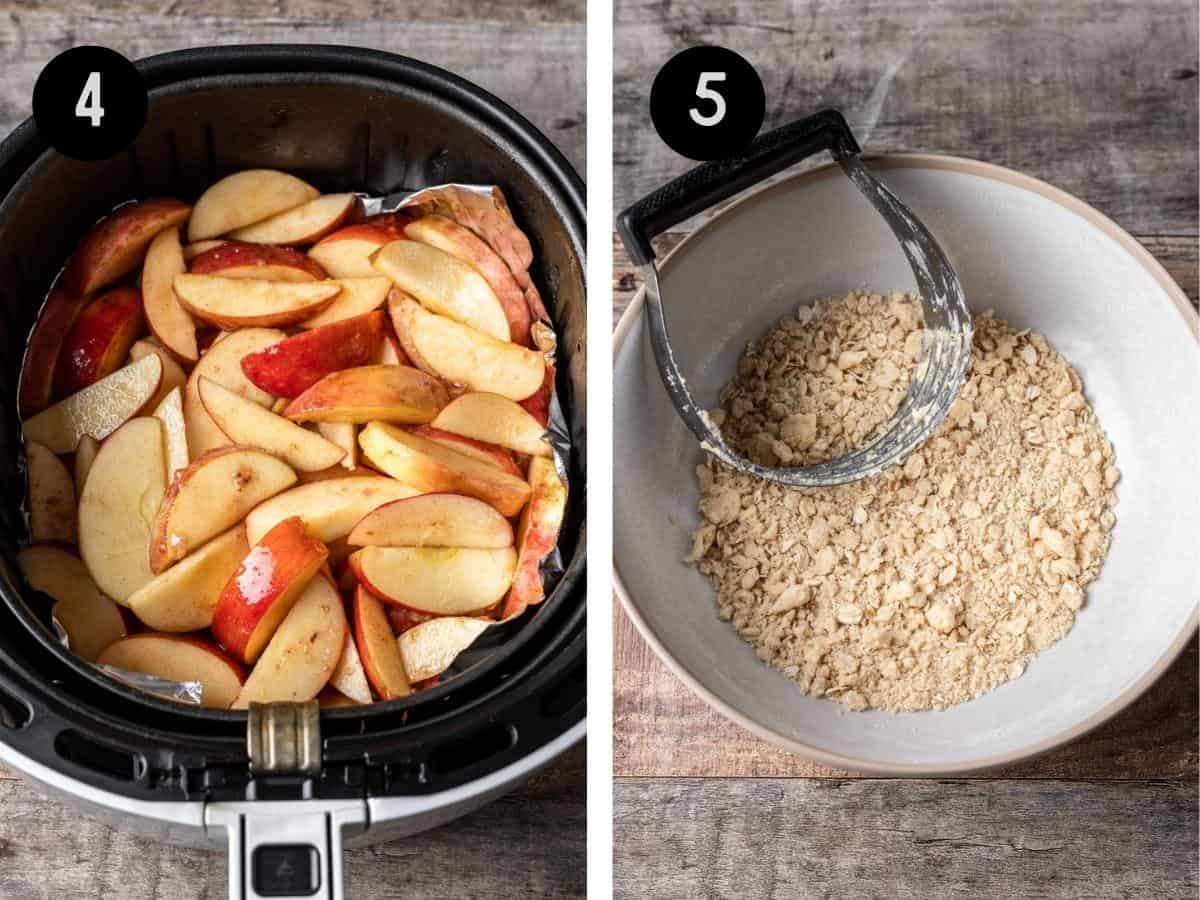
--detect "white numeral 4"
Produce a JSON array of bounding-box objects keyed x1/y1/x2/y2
[
  {"x1": 689, "y1": 71, "x2": 727, "y2": 127},
  {"x1": 75, "y1": 72, "x2": 104, "y2": 128}
]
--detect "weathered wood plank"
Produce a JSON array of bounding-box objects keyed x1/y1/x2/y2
[
  {"x1": 0, "y1": 743, "x2": 585, "y2": 899},
  {"x1": 615, "y1": 0, "x2": 1199, "y2": 235},
  {"x1": 613, "y1": 777, "x2": 1199, "y2": 899},
  {"x1": 0, "y1": 11, "x2": 586, "y2": 172}
]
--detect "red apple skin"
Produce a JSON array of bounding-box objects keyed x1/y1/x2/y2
[
  {"x1": 211, "y1": 516, "x2": 330, "y2": 664},
  {"x1": 53, "y1": 287, "x2": 147, "y2": 397},
  {"x1": 379, "y1": 314, "x2": 411, "y2": 367},
  {"x1": 501, "y1": 458, "x2": 567, "y2": 619},
  {"x1": 190, "y1": 241, "x2": 327, "y2": 280},
  {"x1": 318, "y1": 213, "x2": 413, "y2": 247},
  {"x1": 519, "y1": 363, "x2": 555, "y2": 428},
  {"x1": 240, "y1": 311, "x2": 386, "y2": 398},
  {"x1": 387, "y1": 605, "x2": 434, "y2": 635},
  {"x1": 353, "y1": 585, "x2": 412, "y2": 699},
  {"x1": 410, "y1": 425, "x2": 523, "y2": 479}
]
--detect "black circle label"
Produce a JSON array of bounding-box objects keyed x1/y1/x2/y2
[
  {"x1": 32, "y1": 46, "x2": 148, "y2": 162},
  {"x1": 649, "y1": 46, "x2": 765, "y2": 161}
]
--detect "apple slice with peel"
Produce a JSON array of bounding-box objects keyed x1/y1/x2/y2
[
  {"x1": 173, "y1": 275, "x2": 341, "y2": 329},
  {"x1": 520, "y1": 364, "x2": 555, "y2": 428},
  {"x1": 126, "y1": 526, "x2": 248, "y2": 632},
  {"x1": 308, "y1": 216, "x2": 412, "y2": 279},
  {"x1": 502, "y1": 456, "x2": 568, "y2": 619},
  {"x1": 354, "y1": 585, "x2": 411, "y2": 700},
  {"x1": 182, "y1": 240, "x2": 227, "y2": 262},
  {"x1": 298, "y1": 276, "x2": 391, "y2": 329},
  {"x1": 189, "y1": 241, "x2": 326, "y2": 282},
  {"x1": 232, "y1": 575, "x2": 347, "y2": 708},
  {"x1": 373, "y1": 316, "x2": 410, "y2": 366},
  {"x1": 188, "y1": 170, "x2": 319, "y2": 241},
  {"x1": 130, "y1": 339, "x2": 187, "y2": 412},
  {"x1": 359, "y1": 422, "x2": 530, "y2": 517},
  {"x1": 22, "y1": 353, "x2": 162, "y2": 454},
  {"x1": 390, "y1": 296, "x2": 543, "y2": 401},
  {"x1": 388, "y1": 605, "x2": 434, "y2": 635},
  {"x1": 18, "y1": 545, "x2": 127, "y2": 661},
  {"x1": 149, "y1": 446, "x2": 297, "y2": 573},
  {"x1": 432, "y1": 392, "x2": 552, "y2": 458},
  {"x1": 318, "y1": 423, "x2": 357, "y2": 470},
  {"x1": 349, "y1": 545, "x2": 517, "y2": 616},
  {"x1": 74, "y1": 435, "x2": 99, "y2": 497},
  {"x1": 212, "y1": 516, "x2": 329, "y2": 664},
  {"x1": 26, "y1": 441, "x2": 76, "y2": 544},
  {"x1": 244, "y1": 476, "x2": 421, "y2": 545},
  {"x1": 330, "y1": 622, "x2": 373, "y2": 703},
  {"x1": 228, "y1": 193, "x2": 358, "y2": 245},
  {"x1": 54, "y1": 287, "x2": 146, "y2": 397},
  {"x1": 399, "y1": 185, "x2": 532, "y2": 282},
  {"x1": 141, "y1": 226, "x2": 197, "y2": 362},
  {"x1": 348, "y1": 493, "x2": 513, "y2": 549},
  {"x1": 399, "y1": 616, "x2": 491, "y2": 682},
  {"x1": 78, "y1": 417, "x2": 167, "y2": 602},
  {"x1": 319, "y1": 688, "x2": 360, "y2": 708},
  {"x1": 410, "y1": 426, "x2": 522, "y2": 478},
  {"x1": 284, "y1": 365, "x2": 449, "y2": 426},
  {"x1": 152, "y1": 386, "x2": 190, "y2": 481},
  {"x1": 184, "y1": 327, "x2": 285, "y2": 458},
  {"x1": 199, "y1": 377, "x2": 345, "y2": 472},
  {"x1": 372, "y1": 239, "x2": 510, "y2": 341},
  {"x1": 99, "y1": 634, "x2": 244, "y2": 709},
  {"x1": 240, "y1": 311, "x2": 386, "y2": 398}
]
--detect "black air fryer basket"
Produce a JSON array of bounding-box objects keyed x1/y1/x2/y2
[{"x1": 0, "y1": 45, "x2": 585, "y2": 900}]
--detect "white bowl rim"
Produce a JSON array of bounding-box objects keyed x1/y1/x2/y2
[{"x1": 612, "y1": 152, "x2": 1200, "y2": 776}]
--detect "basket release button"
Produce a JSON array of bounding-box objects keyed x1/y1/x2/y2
[{"x1": 253, "y1": 844, "x2": 320, "y2": 896}]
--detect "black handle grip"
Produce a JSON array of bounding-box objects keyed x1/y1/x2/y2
[{"x1": 616, "y1": 108, "x2": 861, "y2": 265}]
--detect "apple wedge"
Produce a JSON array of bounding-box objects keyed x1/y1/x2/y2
[
  {"x1": 431, "y1": 392, "x2": 552, "y2": 458},
  {"x1": 23, "y1": 352, "x2": 162, "y2": 455},
  {"x1": 349, "y1": 545, "x2": 517, "y2": 616},
  {"x1": 284, "y1": 365, "x2": 449, "y2": 426},
  {"x1": 348, "y1": 493, "x2": 513, "y2": 549},
  {"x1": 373, "y1": 316, "x2": 410, "y2": 366},
  {"x1": 18, "y1": 545, "x2": 127, "y2": 661},
  {"x1": 359, "y1": 422, "x2": 530, "y2": 517},
  {"x1": 244, "y1": 476, "x2": 421, "y2": 545},
  {"x1": 353, "y1": 585, "x2": 411, "y2": 700},
  {"x1": 308, "y1": 215, "x2": 411, "y2": 279},
  {"x1": 232, "y1": 575, "x2": 347, "y2": 708},
  {"x1": 152, "y1": 386, "x2": 190, "y2": 481},
  {"x1": 410, "y1": 425, "x2": 522, "y2": 478},
  {"x1": 54, "y1": 287, "x2": 146, "y2": 397},
  {"x1": 74, "y1": 435, "x2": 99, "y2": 497},
  {"x1": 26, "y1": 441, "x2": 76, "y2": 544},
  {"x1": 390, "y1": 296, "x2": 543, "y2": 401},
  {"x1": 519, "y1": 364, "x2": 555, "y2": 428},
  {"x1": 398, "y1": 616, "x2": 491, "y2": 682},
  {"x1": 98, "y1": 634, "x2": 244, "y2": 709},
  {"x1": 329, "y1": 622, "x2": 373, "y2": 703},
  {"x1": 141, "y1": 226, "x2": 197, "y2": 362},
  {"x1": 228, "y1": 193, "x2": 358, "y2": 245},
  {"x1": 297, "y1": 276, "x2": 391, "y2": 329},
  {"x1": 149, "y1": 446, "x2": 297, "y2": 573},
  {"x1": 240, "y1": 311, "x2": 386, "y2": 398},
  {"x1": 173, "y1": 274, "x2": 341, "y2": 329},
  {"x1": 188, "y1": 170, "x2": 319, "y2": 241},
  {"x1": 318, "y1": 422, "x2": 357, "y2": 469},
  {"x1": 212, "y1": 516, "x2": 328, "y2": 663},
  {"x1": 189, "y1": 241, "x2": 326, "y2": 282},
  {"x1": 501, "y1": 456, "x2": 568, "y2": 619},
  {"x1": 184, "y1": 327, "x2": 284, "y2": 458},
  {"x1": 130, "y1": 338, "x2": 187, "y2": 411},
  {"x1": 198, "y1": 376, "x2": 345, "y2": 472},
  {"x1": 126, "y1": 526, "x2": 248, "y2": 632},
  {"x1": 182, "y1": 239, "x2": 226, "y2": 262},
  {"x1": 373, "y1": 239, "x2": 509, "y2": 341},
  {"x1": 78, "y1": 417, "x2": 167, "y2": 602},
  {"x1": 400, "y1": 185, "x2": 532, "y2": 282}
]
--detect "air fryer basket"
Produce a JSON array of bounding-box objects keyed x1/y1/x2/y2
[{"x1": 0, "y1": 46, "x2": 585, "y2": 817}]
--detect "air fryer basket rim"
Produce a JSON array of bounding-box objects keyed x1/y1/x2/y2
[{"x1": 0, "y1": 46, "x2": 585, "y2": 734}]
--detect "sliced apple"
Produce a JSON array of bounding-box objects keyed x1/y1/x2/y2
[
  {"x1": 400, "y1": 185, "x2": 532, "y2": 282},
  {"x1": 152, "y1": 386, "x2": 190, "y2": 481},
  {"x1": 227, "y1": 193, "x2": 358, "y2": 245},
  {"x1": 353, "y1": 585, "x2": 411, "y2": 700},
  {"x1": 189, "y1": 241, "x2": 326, "y2": 281},
  {"x1": 372, "y1": 239, "x2": 509, "y2": 341},
  {"x1": 318, "y1": 688, "x2": 360, "y2": 708},
  {"x1": 173, "y1": 274, "x2": 340, "y2": 329},
  {"x1": 149, "y1": 446, "x2": 297, "y2": 573},
  {"x1": 232, "y1": 575, "x2": 347, "y2": 708},
  {"x1": 53, "y1": 287, "x2": 146, "y2": 397},
  {"x1": 410, "y1": 425, "x2": 522, "y2": 478},
  {"x1": 244, "y1": 476, "x2": 421, "y2": 545},
  {"x1": 198, "y1": 376, "x2": 345, "y2": 472},
  {"x1": 348, "y1": 493, "x2": 513, "y2": 549},
  {"x1": 182, "y1": 239, "x2": 227, "y2": 262},
  {"x1": 398, "y1": 616, "x2": 491, "y2": 683},
  {"x1": 296, "y1": 464, "x2": 381, "y2": 485},
  {"x1": 329, "y1": 624, "x2": 373, "y2": 704},
  {"x1": 387, "y1": 605, "x2": 434, "y2": 635},
  {"x1": 211, "y1": 516, "x2": 328, "y2": 663},
  {"x1": 373, "y1": 316, "x2": 410, "y2": 366},
  {"x1": 318, "y1": 422, "x2": 357, "y2": 469},
  {"x1": 296, "y1": 276, "x2": 391, "y2": 329},
  {"x1": 98, "y1": 634, "x2": 244, "y2": 708},
  {"x1": 141, "y1": 226, "x2": 197, "y2": 362},
  {"x1": 308, "y1": 215, "x2": 411, "y2": 279},
  {"x1": 126, "y1": 526, "x2": 248, "y2": 632},
  {"x1": 78, "y1": 417, "x2": 167, "y2": 602},
  {"x1": 184, "y1": 327, "x2": 284, "y2": 458},
  {"x1": 23, "y1": 353, "x2": 162, "y2": 455},
  {"x1": 188, "y1": 170, "x2": 319, "y2": 241},
  {"x1": 26, "y1": 441, "x2": 76, "y2": 544},
  {"x1": 390, "y1": 296, "x2": 543, "y2": 401},
  {"x1": 284, "y1": 365, "x2": 449, "y2": 426},
  {"x1": 18, "y1": 545, "x2": 127, "y2": 661},
  {"x1": 502, "y1": 456, "x2": 568, "y2": 619},
  {"x1": 431, "y1": 391, "x2": 552, "y2": 458},
  {"x1": 130, "y1": 338, "x2": 187, "y2": 411},
  {"x1": 359, "y1": 422, "x2": 530, "y2": 517},
  {"x1": 240, "y1": 311, "x2": 386, "y2": 398},
  {"x1": 73, "y1": 435, "x2": 99, "y2": 497},
  {"x1": 519, "y1": 363, "x2": 555, "y2": 428},
  {"x1": 350, "y1": 545, "x2": 516, "y2": 616}
]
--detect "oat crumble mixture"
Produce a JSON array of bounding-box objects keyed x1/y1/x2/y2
[{"x1": 687, "y1": 290, "x2": 1119, "y2": 712}]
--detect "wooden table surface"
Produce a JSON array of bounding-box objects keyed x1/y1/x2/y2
[
  {"x1": 612, "y1": 1, "x2": 1199, "y2": 897},
  {"x1": 0, "y1": 2, "x2": 585, "y2": 899}
]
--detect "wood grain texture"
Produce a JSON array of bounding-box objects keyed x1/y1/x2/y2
[
  {"x1": 615, "y1": 0, "x2": 1199, "y2": 235},
  {"x1": 613, "y1": 777, "x2": 1199, "y2": 899}
]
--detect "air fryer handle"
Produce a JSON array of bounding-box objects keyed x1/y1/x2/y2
[{"x1": 616, "y1": 108, "x2": 862, "y2": 265}]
